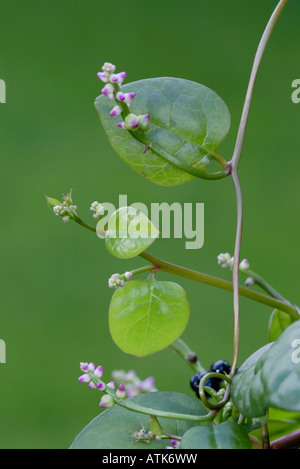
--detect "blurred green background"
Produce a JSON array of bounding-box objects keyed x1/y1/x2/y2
[{"x1": 0, "y1": 0, "x2": 299, "y2": 449}]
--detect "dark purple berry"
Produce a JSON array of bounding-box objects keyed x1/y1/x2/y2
[
  {"x1": 209, "y1": 360, "x2": 231, "y2": 375},
  {"x1": 190, "y1": 371, "x2": 221, "y2": 399},
  {"x1": 190, "y1": 372, "x2": 205, "y2": 392}
]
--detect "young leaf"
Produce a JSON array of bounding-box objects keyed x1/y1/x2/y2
[
  {"x1": 180, "y1": 422, "x2": 252, "y2": 449},
  {"x1": 95, "y1": 77, "x2": 230, "y2": 186},
  {"x1": 269, "y1": 309, "x2": 294, "y2": 342},
  {"x1": 70, "y1": 391, "x2": 207, "y2": 449},
  {"x1": 105, "y1": 206, "x2": 159, "y2": 259},
  {"x1": 109, "y1": 279, "x2": 190, "y2": 357},
  {"x1": 231, "y1": 321, "x2": 300, "y2": 417}
]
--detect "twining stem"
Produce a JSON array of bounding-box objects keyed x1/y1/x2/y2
[
  {"x1": 271, "y1": 429, "x2": 300, "y2": 450},
  {"x1": 228, "y1": 0, "x2": 289, "y2": 377},
  {"x1": 261, "y1": 424, "x2": 271, "y2": 450},
  {"x1": 198, "y1": 372, "x2": 231, "y2": 410},
  {"x1": 230, "y1": 172, "x2": 243, "y2": 376},
  {"x1": 230, "y1": 0, "x2": 289, "y2": 171}
]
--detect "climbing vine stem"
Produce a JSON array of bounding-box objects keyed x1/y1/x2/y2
[{"x1": 228, "y1": 0, "x2": 289, "y2": 378}]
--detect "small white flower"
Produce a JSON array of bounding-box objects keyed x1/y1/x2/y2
[
  {"x1": 245, "y1": 277, "x2": 254, "y2": 287},
  {"x1": 90, "y1": 201, "x2": 104, "y2": 219},
  {"x1": 107, "y1": 381, "x2": 115, "y2": 390},
  {"x1": 53, "y1": 204, "x2": 63, "y2": 216},
  {"x1": 125, "y1": 370, "x2": 136, "y2": 380},
  {"x1": 88, "y1": 381, "x2": 97, "y2": 389},
  {"x1": 108, "y1": 273, "x2": 125, "y2": 289},
  {"x1": 239, "y1": 259, "x2": 250, "y2": 271},
  {"x1": 111, "y1": 370, "x2": 127, "y2": 381},
  {"x1": 102, "y1": 62, "x2": 116, "y2": 73},
  {"x1": 217, "y1": 253, "x2": 231, "y2": 268}
]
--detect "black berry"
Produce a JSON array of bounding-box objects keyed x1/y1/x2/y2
[
  {"x1": 190, "y1": 371, "x2": 221, "y2": 399},
  {"x1": 209, "y1": 360, "x2": 231, "y2": 375},
  {"x1": 190, "y1": 372, "x2": 205, "y2": 392}
]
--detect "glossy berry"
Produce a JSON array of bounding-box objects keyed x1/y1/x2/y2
[
  {"x1": 190, "y1": 372, "x2": 203, "y2": 392},
  {"x1": 190, "y1": 371, "x2": 221, "y2": 399},
  {"x1": 209, "y1": 360, "x2": 231, "y2": 375}
]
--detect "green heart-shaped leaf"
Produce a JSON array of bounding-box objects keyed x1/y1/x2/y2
[
  {"x1": 230, "y1": 344, "x2": 272, "y2": 418},
  {"x1": 70, "y1": 391, "x2": 207, "y2": 449},
  {"x1": 180, "y1": 422, "x2": 252, "y2": 449},
  {"x1": 269, "y1": 309, "x2": 295, "y2": 342},
  {"x1": 109, "y1": 279, "x2": 190, "y2": 357},
  {"x1": 105, "y1": 206, "x2": 159, "y2": 259},
  {"x1": 231, "y1": 321, "x2": 300, "y2": 417},
  {"x1": 95, "y1": 77, "x2": 230, "y2": 186}
]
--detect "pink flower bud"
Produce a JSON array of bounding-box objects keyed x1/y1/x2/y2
[
  {"x1": 101, "y1": 84, "x2": 115, "y2": 98},
  {"x1": 138, "y1": 114, "x2": 151, "y2": 132},
  {"x1": 80, "y1": 362, "x2": 89, "y2": 372},
  {"x1": 97, "y1": 72, "x2": 109, "y2": 83},
  {"x1": 96, "y1": 382, "x2": 106, "y2": 391},
  {"x1": 94, "y1": 366, "x2": 103, "y2": 378},
  {"x1": 124, "y1": 113, "x2": 139, "y2": 131},
  {"x1": 99, "y1": 394, "x2": 115, "y2": 408},
  {"x1": 110, "y1": 105, "x2": 122, "y2": 117},
  {"x1": 124, "y1": 92, "x2": 136, "y2": 104},
  {"x1": 78, "y1": 374, "x2": 91, "y2": 383},
  {"x1": 116, "y1": 384, "x2": 126, "y2": 399},
  {"x1": 116, "y1": 91, "x2": 125, "y2": 101}
]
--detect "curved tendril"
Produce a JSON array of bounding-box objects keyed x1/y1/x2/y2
[{"x1": 198, "y1": 372, "x2": 232, "y2": 410}]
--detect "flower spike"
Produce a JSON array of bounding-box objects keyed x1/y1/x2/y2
[
  {"x1": 97, "y1": 62, "x2": 152, "y2": 133},
  {"x1": 46, "y1": 190, "x2": 78, "y2": 223}
]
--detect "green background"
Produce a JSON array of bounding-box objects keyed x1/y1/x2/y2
[{"x1": 0, "y1": 0, "x2": 299, "y2": 449}]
